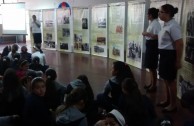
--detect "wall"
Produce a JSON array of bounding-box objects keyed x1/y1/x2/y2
[{"x1": 18, "y1": 0, "x2": 139, "y2": 10}]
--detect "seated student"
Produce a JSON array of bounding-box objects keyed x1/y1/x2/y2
[
  {"x1": 97, "y1": 61, "x2": 134, "y2": 111},
  {"x1": 29, "y1": 56, "x2": 45, "y2": 73},
  {"x1": 0, "y1": 56, "x2": 11, "y2": 76},
  {"x1": 20, "y1": 46, "x2": 32, "y2": 63},
  {"x1": 44, "y1": 68, "x2": 66, "y2": 111},
  {"x1": 16, "y1": 60, "x2": 29, "y2": 80},
  {"x1": 22, "y1": 77, "x2": 54, "y2": 126},
  {"x1": 181, "y1": 89, "x2": 194, "y2": 126},
  {"x1": 55, "y1": 88, "x2": 88, "y2": 126},
  {"x1": 94, "y1": 109, "x2": 126, "y2": 126},
  {"x1": 118, "y1": 78, "x2": 156, "y2": 126},
  {"x1": 7, "y1": 44, "x2": 19, "y2": 62},
  {"x1": 66, "y1": 74, "x2": 97, "y2": 125},
  {"x1": 0, "y1": 68, "x2": 26, "y2": 117},
  {"x1": 1, "y1": 45, "x2": 11, "y2": 57}
]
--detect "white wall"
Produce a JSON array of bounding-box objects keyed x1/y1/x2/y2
[{"x1": 18, "y1": 0, "x2": 142, "y2": 10}]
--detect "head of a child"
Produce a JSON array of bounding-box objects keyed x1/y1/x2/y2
[
  {"x1": 19, "y1": 60, "x2": 29, "y2": 71},
  {"x1": 31, "y1": 77, "x2": 46, "y2": 97},
  {"x1": 45, "y1": 68, "x2": 57, "y2": 81},
  {"x1": 105, "y1": 109, "x2": 125, "y2": 126}
]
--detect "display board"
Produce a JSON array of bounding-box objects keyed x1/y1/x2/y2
[
  {"x1": 108, "y1": 3, "x2": 125, "y2": 61},
  {"x1": 73, "y1": 8, "x2": 90, "y2": 54},
  {"x1": 42, "y1": 9, "x2": 56, "y2": 49},
  {"x1": 126, "y1": 2, "x2": 145, "y2": 68},
  {"x1": 56, "y1": 8, "x2": 72, "y2": 52},
  {"x1": 29, "y1": 10, "x2": 42, "y2": 46},
  {"x1": 177, "y1": 0, "x2": 194, "y2": 98},
  {"x1": 1, "y1": 3, "x2": 26, "y2": 35},
  {"x1": 91, "y1": 5, "x2": 107, "y2": 57}
]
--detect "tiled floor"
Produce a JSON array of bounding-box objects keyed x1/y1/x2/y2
[{"x1": 0, "y1": 43, "x2": 193, "y2": 126}]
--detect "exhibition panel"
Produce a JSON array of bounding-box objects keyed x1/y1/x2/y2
[
  {"x1": 108, "y1": 2, "x2": 125, "y2": 61},
  {"x1": 73, "y1": 7, "x2": 90, "y2": 54},
  {"x1": 91, "y1": 4, "x2": 108, "y2": 57}
]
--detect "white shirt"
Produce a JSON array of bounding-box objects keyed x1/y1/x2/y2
[
  {"x1": 31, "y1": 20, "x2": 41, "y2": 33},
  {"x1": 146, "y1": 19, "x2": 161, "y2": 40},
  {"x1": 158, "y1": 19, "x2": 182, "y2": 50},
  {"x1": 32, "y1": 51, "x2": 46, "y2": 66}
]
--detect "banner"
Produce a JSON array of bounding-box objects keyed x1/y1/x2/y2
[
  {"x1": 126, "y1": 2, "x2": 145, "y2": 68},
  {"x1": 42, "y1": 9, "x2": 56, "y2": 49},
  {"x1": 73, "y1": 8, "x2": 90, "y2": 54},
  {"x1": 91, "y1": 5, "x2": 107, "y2": 57},
  {"x1": 108, "y1": 3, "x2": 125, "y2": 61}
]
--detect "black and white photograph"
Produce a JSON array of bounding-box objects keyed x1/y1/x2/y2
[
  {"x1": 74, "y1": 34, "x2": 82, "y2": 42},
  {"x1": 112, "y1": 47, "x2": 120, "y2": 56},
  {"x1": 44, "y1": 41, "x2": 55, "y2": 48},
  {"x1": 63, "y1": 16, "x2": 70, "y2": 24},
  {"x1": 62, "y1": 28, "x2": 70, "y2": 37},
  {"x1": 60, "y1": 43, "x2": 68, "y2": 50},
  {"x1": 97, "y1": 18, "x2": 106, "y2": 28},
  {"x1": 94, "y1": 46, "x2": 104, "y2": 53},
  {"x1": 46, "y1": 33, "x2": 52, "y2": 41},
  {"x1": 82, "y1": 18, "x2": 88, "y2": 29},
  {"x1": 81, "y1": 43, "x2": 89, "y2": 51},
  {"x1": 127, "y1": 41, "x2": 141, "y2": 61}
]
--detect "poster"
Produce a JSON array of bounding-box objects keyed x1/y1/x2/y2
[
  {"x1": 29, "y1": 10, "x2": 42, "y2": 46},
  {"x1": 177, "y1": 0, "x2": 194, "y2": 98},
  {"x1": 126, "y1": 2, "x2": 145, "y2": 68},
  {"x1": 108, "y1": 3, "x2": 125, "y2": 61},
  {"x1": 42, "y1": 9, "x2": 55, "y2": 49},
  {"x1": 73, "y1": 8, "x2": 90, "y2": 54},
  {"x1": 91, "y1": 5, "x2": 107, "y2": 57},
  {"x1": 56, "y1": 8, "x2": 72, "y2": 52}
]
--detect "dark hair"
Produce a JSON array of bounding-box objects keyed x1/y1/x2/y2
[
  {"x1": 65, "y1": 88, "x2": 88, "y2": 109},
  {"x1": 148, "y1": 7, "x2": 159, "y2": 19},
  {"x1": 45, "y1": 68, "x2": 57, "y2": 80},
  {"x1": 21, "y1": 46, "x2": 27, "y2": 53},
  {"x1": 106, "y1": 113, "x2": 122, "y2": 126},
  {"x1": 3, "y1": 68, "x2": 20, "y2": 89},
  {"x1": 77, "y1": 74, "x2": 94, "y2": 101},
  {"x1": 19, "y1": 60, "x2": 28, "y2": 67},
  {"x1": 121, "y1": 78, "x2": 145, "y2": 125},
  {"x1": 161, "y1": 4, "x2": 178, "y2": 17},
  {"x1": 31, "y1": 77, "x2": 45, "y2": 89},
  {"x1": 32, "y1": 56, "x2": 40, "y2": 64},
  {"x1": 113, "y1": 61, "x2": 134, "y2": 82}
]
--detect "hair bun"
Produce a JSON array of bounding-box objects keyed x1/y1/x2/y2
[{"x1": 174, "y1": 7, "x2": 178, "y2": 14}]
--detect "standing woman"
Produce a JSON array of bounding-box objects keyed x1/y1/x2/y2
[
  {"x1": 142, "y1": 8, "x2": 161, "y2": 92},
  {"x1": 157, "y1": 4, "x2": 183, "y2": 112}
]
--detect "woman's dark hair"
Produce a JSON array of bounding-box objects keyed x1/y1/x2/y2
[
  {"x1": 121, "y1": 78, "x2": 145, "y2": 125},
  {"x1": 19, "y1": 60, "x2": 28, "y2": 67},
  {"x1": 113, "y1": 61, "x2": 134, "y2": 82},
  {"x1": 106, "y1": 113, "x2": 122, "y2": 126},
  {"x1": 32, "y1": 56, "x2": 40, "y2": 64},
  {"x1": 3, "y1": 68, "x2": 20, "y2": 89},
  {"x1": 36, "y1": 45, "x2": 43, "y2": 53},
  {"x1": 77, "y1": 74, "x2": 94, "y2": 101},
  {"x1": 65, "y1": 88, "x2": 88, "y2": 109},
  {"x1": 161, "y1": 4, "x2": 178, "y2": 17},
  {"x1": 45, "y1": 68, "x2": 57, "y2": 80},
  {"x1": 45, "y1": 68, "x2": 57, "y2": 102},
  {"x1": 148, "y1": 7, "x2": 159, "y2": 19},
  {"x1": 31, "y1": 77, "x2": 45, "y2": 90}
]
